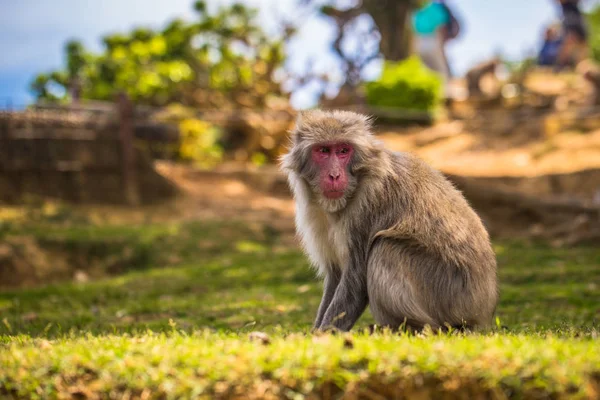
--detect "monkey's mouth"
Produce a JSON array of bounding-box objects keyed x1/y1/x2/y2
[{"x1": 323, "y1": 190, "x2": 345, "y2": 199}]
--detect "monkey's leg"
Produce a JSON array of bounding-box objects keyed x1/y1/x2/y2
[
  {"x1": 367, "y1": 240, "x2": 437, "y2": 331},
  {"x1": 313, "y1": 268, "x2": 341, "y2": 329},
  {"x1": 318, "y1": 269, "x2": 369, "y2": 332}
]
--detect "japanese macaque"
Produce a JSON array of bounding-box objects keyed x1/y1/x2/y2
[{"x1": 281, "y1": 110, "x2": 498, "y2": 332}]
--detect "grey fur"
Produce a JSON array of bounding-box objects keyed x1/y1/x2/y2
[
  {"x1": 313, "y1": 267, "x2": 341, "y2": 329},
  {"x1": 281, "y1": 109, "x2": 499, "y2": 332}
]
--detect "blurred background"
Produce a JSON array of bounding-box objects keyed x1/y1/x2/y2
[
  {"x1": 2, "y1": 0, "x2": 600, "y2": 109},
  {"x1": 0, "y1": 0, "x2": 599, "y2": 323}
]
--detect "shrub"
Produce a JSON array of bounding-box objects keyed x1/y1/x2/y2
[
  {"x1": 586, "y1": 6, "x2": 600, "y2": 63},
  {"x1": 153, "y1": 104, "x2": 224, "y2": 168},
  {"x1": 365, "y1": 56, "x2": 442, "y2": 112},
  {"x1": 178, "y1": 118, "x2": 223, "y2": 168}
]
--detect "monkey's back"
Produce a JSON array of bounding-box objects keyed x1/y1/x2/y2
[{"x1": 367, "y1": 151, "x2": 499, "y2": 328}]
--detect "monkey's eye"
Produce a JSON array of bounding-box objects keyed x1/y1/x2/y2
[
  {"x1": 339, "y1": 147, "x2": 350, "y2": 154},
  {"x1": 318, "y1": 147, "x2": 330, "y2": 154}
]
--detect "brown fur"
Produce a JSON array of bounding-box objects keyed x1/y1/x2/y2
[{"x1": 281, "y1": 109, "x2": 499, "y2": 332}]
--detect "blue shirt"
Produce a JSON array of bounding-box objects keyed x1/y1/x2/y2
[{"x1": 412, "y1": 2, "x2": 450, "y2": 36}]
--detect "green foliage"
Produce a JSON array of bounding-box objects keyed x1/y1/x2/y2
[
  {"x1": 586, "y1": 5, "x2": 600, "y2": 63},
  {"x1": 29, "y1": 74, "x2": 60, "y2": 102},
  {"x1": 178, "y1": 118, "x2": 223, "y2": 167},
  {"x1": 152, "y1": 104, "x2": 224, "y2": 167},
  {"x1": 250, "y1": 151, "x2": 268, "y2": 166},
  {"x1": 365, "y1": 56, "x2": 442, "y2": 112},
  {"x1": 65, "y1": 40, "x2": 86, "y2": 79},
  {"x1": 31, "y1": 2, "x2": 287, "y2": 108}
]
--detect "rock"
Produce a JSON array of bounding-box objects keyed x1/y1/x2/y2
[
  {"x1": 248, "y1": 331, "x2": 271, "y2": 345},
  {"x1": 74, "y1": 270, "x2": 89, "y2": 283}
]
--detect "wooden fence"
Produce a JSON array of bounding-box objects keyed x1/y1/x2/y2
[{"x1": 0, "y1": 96, "x2": 177, "y2": 205}]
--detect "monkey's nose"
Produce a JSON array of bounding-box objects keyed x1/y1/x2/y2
[{"x1": 329, "y1": 172, "x2": 340, "y2": 182}]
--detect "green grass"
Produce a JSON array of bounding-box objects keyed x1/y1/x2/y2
[
  {"x1": 2, "y1": 332, "x2": 599, "y2": 399},
  {"x1": 0, "y1": 219, "x2": 599, "y2": 398}
]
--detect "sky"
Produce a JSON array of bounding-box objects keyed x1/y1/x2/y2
[{"x1": 0, "y1": 0, "x2": 596, "y2": 109}]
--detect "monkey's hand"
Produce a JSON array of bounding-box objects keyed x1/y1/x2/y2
[
  {"x1": 318, "y1": 274, "x2": 368, "y2": 332},
  {"x1": 313, "y1": 270, "x2": 341, "y2": 329},
  {"x1": 310, "y1": 326, "x2": 340, "y2": 335}
]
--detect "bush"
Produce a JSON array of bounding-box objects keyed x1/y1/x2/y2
[
  {"x1": 365, "y1": 56, "x2": 442, "y2": 112},
  {"x1": 153, "y1": 104, "x2": 224, "y2": 168},
  {"x1": 178, "y1": 118, "x2": 223, "y2": 168}
]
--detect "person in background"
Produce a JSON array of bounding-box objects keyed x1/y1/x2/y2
[
  {"x1": 555, "y1": 0, "x2": 589, "y2": 69},
  {"x1": 412, "y1": 0, "x2": 460, "y2": 106},
  {"x1": 438, "y1": 0, "x2": 461, "y2": 77},
  {"x1": 538, "y1": 24, "x2": 563, "y2": 66}
]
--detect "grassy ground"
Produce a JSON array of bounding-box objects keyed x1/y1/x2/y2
[{"x1": 1, "y1": 214, "x2": 599, "y2": 398}]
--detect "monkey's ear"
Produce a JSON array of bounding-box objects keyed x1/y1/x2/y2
[
  {"x1": 291, "y1": 111, "x2": 308, "y2": 142},
  {"x1": 294, "y1": 110, "x2": 308, "y2": 129}
]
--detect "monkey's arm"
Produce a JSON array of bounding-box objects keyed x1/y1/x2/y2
[
  {"x1": 313, "y1": 268, "x2": 341, "y2": 329},
  {"x1": 318, "y1": 269, "x2": 368, "y2": 332}
]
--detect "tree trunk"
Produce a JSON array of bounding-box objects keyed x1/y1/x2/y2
[{"x1": 362, "y1": 0, "x2": 413, "y2": 61}]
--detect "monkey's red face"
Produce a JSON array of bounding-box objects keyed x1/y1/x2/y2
[{"x1": 311, "y1": 142, "x2": 354, "y2": 199}]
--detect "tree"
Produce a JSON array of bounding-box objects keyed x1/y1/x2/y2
[
  {"x1": 31, "y1": 1, "x2": 292, "y2": 109},
  {"x1": 362, "y1": 0, "x2": 422, "y2": 61},
  {"x1": 30, "y1": 74, "x2": 58, "y2": 102},
  {"x1": 304, "y1": 0, "x2": 424, "y2": 105},
  {"x1": 316, "y1": 0, "x2": 423, "y2": 60}
]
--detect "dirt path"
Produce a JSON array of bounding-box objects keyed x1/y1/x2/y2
[
  {"x1": 132, "y1": 120, "x2": 600, "y2": 227},
  {"x1": 377, "y1": 121, "x2": 600, "y2": 177}
]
